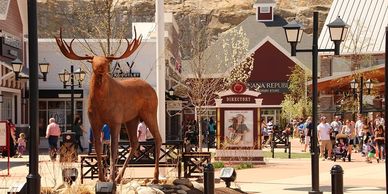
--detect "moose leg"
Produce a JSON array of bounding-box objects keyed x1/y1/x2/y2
[
  {"x1": 109, "y1": 123, "x2": 121, "y2": 182},
  {"x1": 115, "y1": 119, "x2": 139, "y2": 183},
  {"x1": 91, "y1": 122, "x2": 105, "y2": 181},
  {"x1": 143, "y1": 115, "x2": 162, "y2": 184}
]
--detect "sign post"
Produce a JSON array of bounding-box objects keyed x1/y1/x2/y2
[{"x1": 0, "y1": 121, "x2": 10, "y2": 176}]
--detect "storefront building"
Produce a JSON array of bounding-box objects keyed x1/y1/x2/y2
[
  {"x1": 316, "y1": 0, "x2": 387, "y2": 120},
  {"x1": 182, "y1": 1, "x2": 313, "y2": 127}
]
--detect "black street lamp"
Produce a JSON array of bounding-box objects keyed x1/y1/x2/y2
[
  {"x1": 384, "y1": 25, "x2": 388, "y2": 194},
  {"x1": 58, "y1": 65, "x2": 86, "y2": 131},
  {"x1": 350, "y1": 77, "x2": 373, "y2": 114},
  {"x1": 26, "y1": 0, "x2": 40, "y2": 193},
  {"x1": 283, "y1": 12, "x2": 349, "y2": 194},
  {"x1": 11, "y1": 57, "x2": 50, "y2": 81}
]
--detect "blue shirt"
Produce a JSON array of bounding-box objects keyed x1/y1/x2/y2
[{"x1": 102, "y1": 124, "x2": 111, "y2": 140}]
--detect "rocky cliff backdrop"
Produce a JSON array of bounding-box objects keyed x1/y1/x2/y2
[{"x1": 37, "y1": 0, "x2": 333, "y2": 58}]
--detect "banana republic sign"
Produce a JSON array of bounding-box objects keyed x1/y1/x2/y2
[{"x1": 248, "y1": 81, "x2": 289, "y2": 93}]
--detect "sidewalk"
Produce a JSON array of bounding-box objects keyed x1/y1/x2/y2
[{"x1": 0, "y1": 138, "x2": 386, "y2": 194}]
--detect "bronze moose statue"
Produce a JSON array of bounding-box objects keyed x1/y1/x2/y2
[{"x1": 55, "y1": 29, "x2": 162, "y2": 184}]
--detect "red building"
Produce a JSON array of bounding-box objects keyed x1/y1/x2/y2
[{"x1": 183, "y1": 2, "x2": 313, "y2": 126}]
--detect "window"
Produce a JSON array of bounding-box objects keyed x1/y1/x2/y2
[
  {"x1": 260, "y1": 6, "x2": 270, "y2": 13},
  {"x1": 39, "y1": 100, "x2": 83, "y2": 136},
  {"x1": 1, "y1": 96, "x2": 12, "y2": 121}
]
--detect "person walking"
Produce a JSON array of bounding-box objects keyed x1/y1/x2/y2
[
  {"x1": 208, "y1": 117, "x2": 216, "y2": 148},
  {"x1": 73, "y1": 117, "x2": 86, "y2": 153},
  {"x1": 318, "y1": 116, "x2": 332, "y2": 160},
  {"x1": 355, "y1": 114, "x2": 364, "y2": 153},
  {"x1": 16, "y1": 133, "x2": 26, "y2": 158},
  {"x1": 88, "y1": 127, "x2": 94, "y2": 154},
  {"x1": 46, "y1": 118, "x2": 61, "y2": 161},
  {"x1": 374, "y1": 125, "x2": 385, "y2": 161},
  {"x1": 303, "y1": 116, "x2": 312, "y2": 152},
  {"x1": 341, "y1": 119, "x2": 355, "y2": 161}
]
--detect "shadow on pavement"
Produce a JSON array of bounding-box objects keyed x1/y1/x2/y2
[
  {"x1": 0, "y1": 161, "x2": 27, "y2": 169},
  {"x1": 285, "y1": 186, "x2": 386, "y2": 192}
]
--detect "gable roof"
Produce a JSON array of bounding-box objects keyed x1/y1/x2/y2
[
  {"x1": 182, "y1": 15, "x2": 313, "y2": 78},
  {"x1": 318, "y1": 0, "x2": 388, "y2": 54}
]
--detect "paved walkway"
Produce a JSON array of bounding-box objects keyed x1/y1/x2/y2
[{"x1": 0, "y1": 138, "x2": 386, "y2": 194}]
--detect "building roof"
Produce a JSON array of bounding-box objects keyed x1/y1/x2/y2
[
  {"x1": 255, "y1": 0, "x2": 276, "y2": 4},
  {"x1": 318, "y1": 0, "x2": 388, "y2": 54},
  {"x1": 182, "y1": 15, "x2": 313, "y2": 77}
]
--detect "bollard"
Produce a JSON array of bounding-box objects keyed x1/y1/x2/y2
[
  {"x1": 204, "y1": 163, "x2": 215, "y2": 194},
  {"x1": 331, "y1": 165, "x2": 344, "y2": 194}
]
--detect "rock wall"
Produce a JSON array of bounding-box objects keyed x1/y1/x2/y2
[{"x1": 37, "y1": 0, "x2": 333, "y2": 57}]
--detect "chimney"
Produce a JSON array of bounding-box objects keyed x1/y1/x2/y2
[{"x1": 253, "y1": 0, "x2": 276, "y2": 22}]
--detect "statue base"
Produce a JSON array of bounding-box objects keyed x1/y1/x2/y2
[{"x1": 214, "y1": 149, "x2": 265, "y2": 164}]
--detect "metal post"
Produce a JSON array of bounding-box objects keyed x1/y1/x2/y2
[
  {"x1": 309, "y1": 11, "x2": 322, "y2": 194},
  {"x1": 204, "y1": 163, "x2": 214, "y2": 194},
  {"x1": 26, "y1": 0, "x2": 41, "y2": 193},
  {"x1": 70, "y1": 65, "x2": 74, "y2": 131},
  {"x1": 359, "y1": 76, "x2": 363, "y2": 114},
  {"x1": 330, "y1": 165, "x2": 344, "y2": 194},
  {"x1": 384, "y1": 26, "x2": 388, "y2": 194}
]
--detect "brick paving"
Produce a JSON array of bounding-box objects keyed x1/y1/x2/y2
[{"x1": 0, "y1": 138, "x2": 386, "y2": 194}]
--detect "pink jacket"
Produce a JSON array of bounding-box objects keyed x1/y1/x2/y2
[{"x1": 46, "y1": 123, "x2": 61, "y2": 137}]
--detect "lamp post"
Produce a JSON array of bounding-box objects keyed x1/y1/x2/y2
[
  {"x1": 350, "y1": 78, "x2": 373, "y2": 114},
  {"x1": 11, "y1": 57, "x2": 49, "y2": 81},
  {"x1": 384, "y1": 25, "x2": 388, "y2": 194},
  {"x1": 283, "y1": 12, "x2": 349, "y2": 194},
  {"x1": 26, "y1": 0, "x2": 40, "y2": 193},
  {"x1": 58, "y1": 65, "x2": 85, "y2": 131}
]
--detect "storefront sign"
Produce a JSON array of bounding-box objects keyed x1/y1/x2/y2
[
  {"x1": 248, "y1": 81, "x2": 289, "y2": 93},
  {"x1": 0, "y1": 122, "x2": 7, "y2": 146},
  {"x1": 111, "y1": 61, "x2": 140, "y2": 78},
  {"x1": 222, "y1": 95, "x2": 255, "y2": 104},
  {"x1": 167, "y1": 100, "x2": 182, "y2": 110},
  {"x1": 0, "y1": 31, "x2": 22, "y2": 48}
]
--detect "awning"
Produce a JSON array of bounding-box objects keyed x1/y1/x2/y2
[{"x1": 310, "y1": 64, "x2": 385, "y2": 91}]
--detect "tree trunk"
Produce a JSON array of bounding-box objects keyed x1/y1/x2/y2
[{"x1": 197, "y1": 114, "x2": 203, "y2": 152}]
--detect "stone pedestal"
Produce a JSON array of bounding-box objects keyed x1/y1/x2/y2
[{"x1": 214, "y1": 149, "x2": 265, "y2": 164}]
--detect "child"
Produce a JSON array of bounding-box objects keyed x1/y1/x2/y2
[
  {"x1": 366, "y1": 137, "x2": 379, "y2": 163},
  {"x1": 336, "y1": 138, "x2": 347, "y2": 154},
  {"x1": 17, "y1": 133, "x2": 26, "y2": 158}
]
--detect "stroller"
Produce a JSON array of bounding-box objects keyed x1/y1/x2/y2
[{"x1": 333, "y1": 134, "x2": 349, "y2": 162}]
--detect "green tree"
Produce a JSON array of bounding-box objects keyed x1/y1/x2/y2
[{"x1": 281, "y1": 65, "x2": 312, "y2": 121}]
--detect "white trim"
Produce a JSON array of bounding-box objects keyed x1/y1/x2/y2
[
  {"x1": 259, "y1": 6, "x2": 271, "y2": 14},
  {"x1": 0, "y1": 0, "x2": 10, "y2": 20},
  {"x1": 38, "y1": 38, "x2": 156, "y2": 43},
  {"x1": 260, "y1": 105, "x2": 282, "y2": 108},
  {"x1": 215, "y1": 98, "x2": 263, "y2": 108},
  {"x1": 0, "y1": 87, "x2": 21, "y2": 94},
  {"x1": 314, "y1": 63, "x2": 384, "y2": 84},
  {"x1": 257, "y1": 19, "x2": 274, "y2": 22},
  {"x1": 253, "y1": 3, "x2": 276, "y2": 8},
  {"x1": 224, "y1": 36, "x2": 309, "y2": 75}
]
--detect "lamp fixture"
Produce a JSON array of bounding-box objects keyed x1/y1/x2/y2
[{"x1": 11, "y1": 57, "x2": 50, "y2": 81}]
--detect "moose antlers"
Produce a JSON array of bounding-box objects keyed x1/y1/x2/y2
[{"x1": 55, "y1": 27, "x2": 142, "y2": 61}]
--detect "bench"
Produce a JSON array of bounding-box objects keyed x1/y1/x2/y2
[
  {"x1": 270, "y1": 130, "x2": 291, "y2": 158},
  {"x1": 80, "y1": 140, "x2": 183, "y2": 183},
  {"x1": 80, "y1": 154, "x2": 109, "y2": 183},
  {"x1": 182, "y1": 152, "x2": 211, "y2": 178}
]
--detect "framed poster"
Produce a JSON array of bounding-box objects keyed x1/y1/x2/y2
[
  {"x1": 0, "y1": 122, "x2": 7, "y2": 147},
  {"x1": 224, "y1": 110, "x2": 254, "y2": 147}
]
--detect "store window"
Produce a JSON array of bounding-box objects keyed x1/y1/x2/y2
[
  {"x1": 1, "y1": 96, "x2": 13, "y2": 121},
  {"x1": 38, "y1": 99, "x2": 83, "y2": 137},
  {"x1": 260, "y1": 108, "x2": 281, "y2": 126}
]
